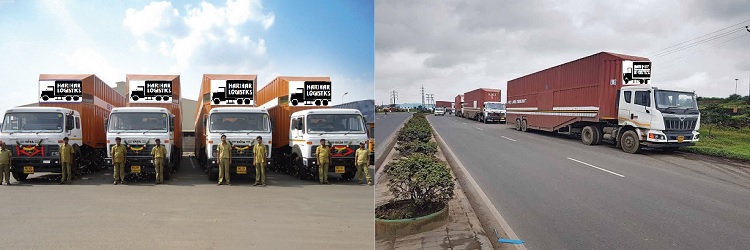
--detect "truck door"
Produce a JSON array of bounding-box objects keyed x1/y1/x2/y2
[
  {"x1": 619, "y1": 90, "x2": 652, "y2": 128},
  {"x1": 290, "y1": 116, "x2": 304, "y2": 142}
]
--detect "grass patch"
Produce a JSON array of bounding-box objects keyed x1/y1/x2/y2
[{"x1": 681, "y1": 127, "x2": 750, "y2": 161}]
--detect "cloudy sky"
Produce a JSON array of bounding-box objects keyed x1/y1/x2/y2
[
  {"x1": 0, "y1": 0, "x2": 373, "y2": 116},
  {"x1": 375, "y1": 0, "x2": 750, "y2": 105}
]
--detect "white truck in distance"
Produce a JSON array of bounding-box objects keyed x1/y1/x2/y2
[
  {"x1": 434, "y1": 107, "x2": 446, "y2": 116},
  {"x1": 200, "y1": 107, "x2": 272, "y2": 181},
  {"x1": 105, "y1": 107, "x2": 178, "y2": 179},
  {"x1": 287, "y1": 109, "x2": 368, "y2": 180},
  {"x1": 463, "y1": 102, "x2": 506, "y2": 123}
]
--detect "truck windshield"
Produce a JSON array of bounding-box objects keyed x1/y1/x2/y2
[
  {"x1": 2, "y1": 112, "x2": 64, "y2": 133},
  {"x1": 108, "y1": 112, "x2": 168, "y2": 132},
  {"x1": 210, "y1": 113, "x2": 270, "y2": 133},
  {"x1": 485, "y1": 103, "x2": 506, "y2": 109},
  {"x1": 655, "y1": 91, "x2": 697, "y2": 109},
  {"x1": 307, "y1": 114, "x2": 365, "y2": 134}
]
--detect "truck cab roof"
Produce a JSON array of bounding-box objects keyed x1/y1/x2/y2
[
  {"x1": 6, "y1": 107, "x2": 76, "y2": 113},
  {"x1": 208, "y1": 107, "x2": 268, "y2": 114},
  {"x1": 291, "y1": 108, "x2": 362, "y2": 116},
  {"x1": 111, "y1": 107, "x2": 171, "y2": 114}
]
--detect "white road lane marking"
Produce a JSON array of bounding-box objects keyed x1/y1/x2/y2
[
  {"x1": 501, "y1": 136, "x2": 516, "y2": 142},
  {"x1": 190, "y1": 158, "x2": 196, "y2": 169},
  {"x1": 567, "y1": 158, "x2": 625, "y2": 177},
  {"x1": 475, "y1": 127, "x2": 483, "y2": 131}
]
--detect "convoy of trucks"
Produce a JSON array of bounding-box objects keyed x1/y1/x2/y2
[
  {"x1": 258, "y1": 76, "x2": 367, "y2": 181},
  {"x1": 1, "y1": 74, "x2": 125, "y2": 181},
  {"x1": 454, "y1": 94, "x2": 463, "y2": 116},
  {"x1": 194, "y1": 74, "x2": 272, "y2": 181},
  {"x1": 506, "y1": 52, "x2": 700, "y2": 153},
  {"x1": 104, "y1": 75, "x2": 183, "y2": 180}
]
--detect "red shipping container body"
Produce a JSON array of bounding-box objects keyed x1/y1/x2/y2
[
  {"x1": 463, "y1": 88, "x2": 501, "y2": 110},
  {"x1": 125, "y1": 74, "x2": 182, "y2": 149},
  {"x1": 454, "y1": 94, "x2": 463, "y2": 111},
  {"x1": 506, "y1": 52, "x2": 649, "y2": 131},
  {"x1": 257, "y1": 76, "x2": 331, "y2": 150},
  {"x1": 435, "y1": 101, "x2": 452, "y2": 109},
  {"x1": 38, "y1": 74, "x2": 126, "y2": 149}
]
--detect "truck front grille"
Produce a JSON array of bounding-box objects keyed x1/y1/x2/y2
[
  {"x1": 663, "y1": 117, "x2": 697, "y2": 131},
  {"x1": 211, "y1": 145, "x2": 268, "y2": 158},
  {"x1": 311, "y1": 145, "x2": 360, "y2": 158},
  {"x1": 13, "y1": 145, "x2": 59, "y2": 157},
  {"x1": 126, "y1": 144, "x2": 155, "y2": 157}
]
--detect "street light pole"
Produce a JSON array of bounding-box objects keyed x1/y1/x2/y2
[
  {"x1": 736, "y1": 79, "x2": 739, "y2": 95},
  {"x1": 342, "y1": 92, "x2": 348, "y2": 104}
]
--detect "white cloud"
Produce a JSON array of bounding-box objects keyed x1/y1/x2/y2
[
  {"x1": 123, "y1": 1, "x2": 182, "y2": 37},
  {"x1": 62, "y1": 47, "x2": 122, "y2": 85},
  {"x1": 159, "y1": 41, "x2": 169, "y2": 56},
  {"x1": 137, "y1": 40, "x2": 149, "y2": 52}
]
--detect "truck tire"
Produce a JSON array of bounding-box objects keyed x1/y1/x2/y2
[
  {"x1": 315, "y1": 100, "x2": 321, "y2": 106},
  {"x1": 73, "y1": 96, "x2": 80, "y2": 101},
  {"x1": 341, "y1": 171, "x2": 354, "y2": 181},
  {"x1": 132, "y1": 95, "x2": 139, "y2": 101},
  {"x1": 155, "y1": 96, "x2": 162, "y2": 101},
  {"x1": 163, "y1": 96, "x2": 170, "y2": 101},
  {"x1": 521, "y1": 119, "x2": 528, "y2": 132},
  {"x1": 66, "y1": 96, "x2": 72, "y2": 101},
  {"x1": 12, "y1": 172, "x2": 28, "y2": 181},
  {"x1": 515, "y1": 119, "x2": 521, "y2": 131},
  {"x1": 292, "y1": 157, "x2": 309, "y2": 180},
  {"x1": 593, "y1": 126, "x2": 603, "y2": 145},
  {"x1": 213, "y1": 98, "x2": 221, "y2": 104},
  {"x1": 582, "y1": 126, "x2": 596, "y2": 145},
  {"x1": 322, "y1": 100, "x2": 329, "y2": 106},
  {"x1": 244, "y1": 99, "x2": 251, "y2": 105},
  {"x1": 164, "y1": 165, "x2": 172, "y2": 180},
  {"x1": 620, "y1": 130, "x2": 640, "y2": 154},
  {"x1": 291, "y1": 99, "x2": 299, "y2": 106},
  {"x1": 42, "y1": 95, "x2": 50, "y2": 101},
  {"x1": 208, "y1": 167, "x2": 218, "y2": 181}
]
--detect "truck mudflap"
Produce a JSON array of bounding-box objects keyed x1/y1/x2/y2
[{"x1": 10, "y1": 157, "x2": 64, "y2": 173}]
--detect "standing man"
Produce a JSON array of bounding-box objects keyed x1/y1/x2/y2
[
  {"x1": 217, "y1": 134, "x2": 232, "y2": 186},
  {"x1": 315, "y1": 139, "x2": 331, "y2": 184},
  {"x1": 355, "y1": 142, "x2": 372, "y2": 185},
  {"x1": 59, "y1": 137, "x2": 73, "y2": 184},
  {"x1": 111, "y1": 137, "x2": 127, "y2": 185},
  {"x1": 253, "y1": 136, "x2": 267, "y2": 187},
  {"x1": 0, "y1": 142, "x2": 11, "y2": 185},
  {"x1": 151, "y1": 139, "x2": 167, "y2": 185}
]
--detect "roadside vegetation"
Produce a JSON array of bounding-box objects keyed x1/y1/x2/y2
[
  {"x1": 684, "y1": 95, "x2": 750, "y2": 161},
  {"x1": 376, "y1": 113, "x2": 455, "y2": 220}
]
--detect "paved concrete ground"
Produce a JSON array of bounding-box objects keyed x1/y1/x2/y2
[
  {"x1": 375, "y1": 129, "x2": 493, "y2": 249},
  {"x1": 429, "y1": 115, "x2": 750, "y2": 249},
  {"x1": 0, "y1": 157, "x2": 374, "y2": 249}
]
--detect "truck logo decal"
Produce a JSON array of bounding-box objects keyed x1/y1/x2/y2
[
  {"x1": 331, "y1": 145, "x2": 354, "y2": 157},
  {"x1": 210, "y1": 80, "x2": 254, "y2": 105},
  {"x1": 129, "y1": 80, "x2": 173, "y2": 103},
  {"x1": 17, "y1": 145, "x2": 43, "y2": 156},
  {"x1": 233, "y1": 145, "x2": 250, "y2": 153},
  {"x1": 289, "y1": 81, "x2": 332, "y2": 106},
  {"x1": 623, "y1": 61, "x2": 651, "y2": 84},
  {"x1": 128, "y1": 145, "x2": 146, "y2": 152},
  {"x1": 39, "y1": 80, "x2": 83, "y2": 102}
]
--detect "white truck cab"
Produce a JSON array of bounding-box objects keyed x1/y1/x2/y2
[
  {"x1": 615, "y1": 85, "x2": 700, "y2": 152},
  {"x1": 483, "y1": 101, "x2": 506, "y2": 123},
  {"x1": 0, "y1": 107, "x2": 83, "y2": 180},
  {"x1": 105, "y1": 107, "x2": 176, "y2": 179},
  {"x1": 434, "y1": 107, "x2": 446, "y2": 116},
  {"x1": 288, "y1": 108, "x2": 368, "y2": 180},
  {"x1": 201, "y1": 107, "x2": 272, "y2": 181}
]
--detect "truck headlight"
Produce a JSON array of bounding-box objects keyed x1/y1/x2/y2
[{"x1": 51, "y1": 152, "x2": 59, "y2": 156}]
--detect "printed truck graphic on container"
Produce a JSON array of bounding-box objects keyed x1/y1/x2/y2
[
  {"x1": 211, "y1": 80, "x2": 254, "y2": 105},
  {"x1": 129, "y1": 80, "x2": 173, "y2": 102},
  {"x1": 39, "y1": 80, "x2": 83, "y2": 102},
  {"x1": 289, "y1": 81, "x2": 331, "y2": 106},
  {"x1": 623, "y1": 61, "x2": 651, "y2": 84}
]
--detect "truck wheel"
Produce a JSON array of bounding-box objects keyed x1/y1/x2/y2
[
  {"x1": 582, "y1": 126, "x2": 596, "y2": 145},
  {"x1": 164, "y1": 165, "x2": 172, "y2": 180},
  {"x1": 66, "y1": 96, "x2": 72, "y2": 101},
  {"x1": 292, "y1": 158, "x2": 309, "y2": 180},
  {"x1": 213, "y1": 98, "x2": 221, "y2": 104},
  {"x1": 156, "y1": 96, "x2": 162, "y2": 101},
  {"x1": 593, "y1": 126, "x2": 603, "y2": 145},
  {"x1": 515, "y1": 119, "x2": 521, "y2": 131},
  {"x1": 341, "y1": 171, "x2": 355, "y2": 181},
  {"x1": 132, "y1": 95, "x2": 139, "y2": 101},
  {"x1": 163, "y1": 96, "x2": 170, "y2": 101},
  {"x1": 12, "y1": 172, "x2": 28, "y2": 181},
  {"x1": 73, "y1": 96, "x2": 80, "y2": 101},
  {"x1": 291, "y1": 99, "x2": 299, "y2": 106},
  {"x1": 42, "y1": 95, "x2": 49, "y2": 101},
  {"x1": 322, "y1": 100, "x2": 328, "y2": 106},
  {"x1": 315, "y1": 100, "x2": 321, "y2": 106},
  {"x1": 208, "y1": 167, "x2": 218, "y2": 181},
  {"x1": 521, "y1": 119, "x2": 528, "y2": 132},
  {"x1": 244, "y1": 99, "x2": 251, "y2": 105},
  {"x1": 620, "y1": 130, "x2": 640, "y2": 154}
]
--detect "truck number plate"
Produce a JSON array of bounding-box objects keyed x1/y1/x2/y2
[
  {"x1": 131, "y1": 166, "x2": 141, "y2": 173},
  {"x1": 335, "y1": 166, "x2": 345, "y2": 174},
  {"x1": 677, "y1": 136, "x2": 684, "y2": 143},
  {"x1": 237, "y1": 166, "x2": 247, "y2": 174},
  {"x1": 23, "y1": 166, "x2": 34, "y2": 174}
]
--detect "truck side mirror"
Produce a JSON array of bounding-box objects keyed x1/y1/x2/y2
[{"x1": 104, "y1": 120, "x2": 108, "y2": 131}]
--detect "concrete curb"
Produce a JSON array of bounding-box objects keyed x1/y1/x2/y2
[
  {"x1": 375, "y1": 205, "x2": 449, "y2": 239},
  {"x1": 375, "y1": 113, "x2": 410, "y2": 171},
  {"x1": 430, "y1": 117, "x2": 527, "y2": 250}
]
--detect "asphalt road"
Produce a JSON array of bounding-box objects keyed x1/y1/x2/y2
[
  {"x1": 429, "y1": 115, "x2": 750, "y2": 249},
  {"x1": 0, "y1": 157, "x2": 374, "y2": 249},
  {"x1": 374, "y1": 112, "x2": 411, "y2": 154}
]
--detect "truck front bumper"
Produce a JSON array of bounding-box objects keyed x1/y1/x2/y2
[
  {"x1": 306, "y1": 157, "x2": 357, "y2": 174},
  {"x1": 10, "y1": 157, "x2": 63, "y2": 173},
  {"x1": 206, "y1": 157, "x2": 271, "y2": 175}
]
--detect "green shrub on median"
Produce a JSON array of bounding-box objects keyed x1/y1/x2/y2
[
  {"x1": 396, "y1": 141, "x2": 438, "y2": 157},
  {"x1": 397, "y1": 113, "x2": 432, "y2": 143},
  {"x1": 385, "y1": 153, "x2": 455, "y2": 214}
]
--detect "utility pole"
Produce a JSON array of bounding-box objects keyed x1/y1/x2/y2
[
  {"x1": 389, "y1": 90, "x2": 398, "y2": 106},
  {"x1": 421, "y1": 85, "x2": 425, "y2": 109},
  {"x1": 735, "y1": 78, "x2": 739, "y2": 95}
]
